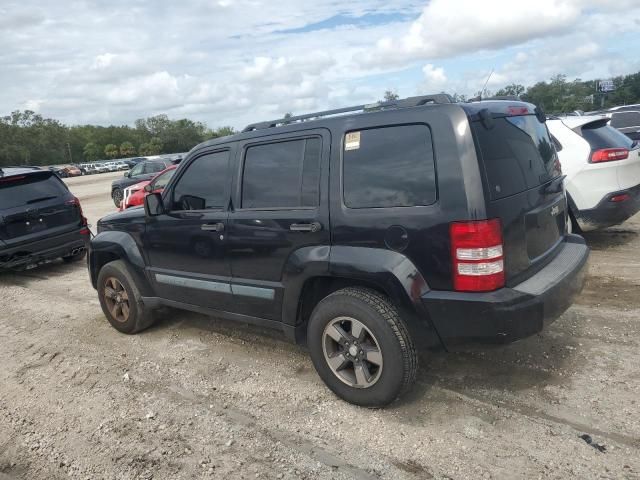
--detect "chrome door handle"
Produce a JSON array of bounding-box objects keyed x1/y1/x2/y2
[
  {"x1": 201, "y1": 222, "x2": 224, "y2": 232},
  {"x1": 289, "y1": 222, "x2": 322, "y2": 233}
]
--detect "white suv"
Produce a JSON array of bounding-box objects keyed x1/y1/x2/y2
[{"x1": 547, "y1": 115, "x2": 640, "y2": 231}]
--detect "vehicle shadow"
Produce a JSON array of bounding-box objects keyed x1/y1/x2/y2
[
  {"x1": 581, "y1": 228, "x2": 638, "y2": 250},
  {"x1": 0, "y1": 259, "x2": 87, "y2": 286},
  {"x1": 151, "y1": 305, "x2": 583, "y2": 412}
]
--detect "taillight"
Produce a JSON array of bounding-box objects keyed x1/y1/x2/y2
[
  {"x1": 450, "y1": 219, "x2": 505, "y2": 292},
  {"x1": 66, "y1": 196, "x2": 88, "y2": 226},
  {"x1": 610, "y1": 193, "x2": 630, "y2": 203},
  {"x1": 506, "y1": 106, "x2": 530, "y2": 116},
  {"x1": 0, "y1": 175, "x2": 26, "y2": 183},
  {"x1": 590, "y1": 148, "x2": 628, "y2": 163}
]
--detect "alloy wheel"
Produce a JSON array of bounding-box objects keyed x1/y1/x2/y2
[
  {"x1": 103, "y1": 277, "x2": 130, "y2": 323},
  {"x1": 322, "y1": 316, "x2": 383, "y2": 388}
]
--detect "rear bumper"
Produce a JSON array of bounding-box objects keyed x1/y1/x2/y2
[
  {"x1": 576, "y1": 183, "x2": 640, "y2": 231},
  {"x1": 421, "y1": 235, "x2": 589, "y2": 347},
  {"x1": 0, "y1": 228, "x2": 89, "y2": 270}
]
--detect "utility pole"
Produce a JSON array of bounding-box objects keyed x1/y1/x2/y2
[{"x1": 67, "y1": 143, "x2": 73, "y2": 163}]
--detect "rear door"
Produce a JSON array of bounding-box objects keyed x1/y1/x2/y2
[
  {"x1": 226, "y1": 130, "x2": 330, "y2": 321},
  {"x1": 472, "y1": 112, "x2": 565, "y2": 285},
  {"x1": 0, "y1": 173, "x2": 82, "y2": 247}
]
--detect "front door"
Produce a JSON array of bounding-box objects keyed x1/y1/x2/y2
[
  {"x1": 144, "y1": 148, "x2": 233, "y2": 310},
  {"x1": 226, "y1": 130, "x2": 331, "y2": 321}
]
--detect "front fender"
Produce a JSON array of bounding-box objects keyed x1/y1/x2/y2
[{"x1": 89, "y1": 231, "x2": 153, "y2": 296}]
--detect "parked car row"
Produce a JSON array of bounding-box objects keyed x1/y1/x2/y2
[{"x1": 110, "y1": 157, "x2": 179, "y2": 207}]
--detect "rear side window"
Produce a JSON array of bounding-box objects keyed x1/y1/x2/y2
[
  {"x1": 242, "y1": 138, "x2": 321, "y2": 209},
  {"x1": 0, "y1": 174, "x2": 67, "y2": 210},
  {"x1": 473, "y1": 115, "x2": 561, "y2": 200},
  {"x1": 342, "y1": 124, "x2": 436, "y2": 208},
  {"x1": 610, "y1": 112, "x2": 640, "y2": 129},
  {"x1": 145, "y1": 162, "x2": 166, "y2": 174},
  {"x1": 580, "y1": 121, "x2": 634, "y2": 150},
  {"x1": 172, "y1": 151, "x2": 229, "y2": 210}
]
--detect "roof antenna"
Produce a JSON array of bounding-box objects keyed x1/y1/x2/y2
[{"x1": 479, "y1": 68, "x2": 494, "y2": 100}]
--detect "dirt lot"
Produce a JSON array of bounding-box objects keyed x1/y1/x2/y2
[{"x1": 1, "y1": 172, "x2": 639, "y2": 479}]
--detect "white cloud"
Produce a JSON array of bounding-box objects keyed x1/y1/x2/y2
[
  {"x1": 364, "y1": 0, "x2": 581, "y2": 67},
  {"x1": 421, "y1": 64, "x2": 447, "y2": 91},
  {"x1": 1, "y1": 0, "x2": 639, "y2": 128}
]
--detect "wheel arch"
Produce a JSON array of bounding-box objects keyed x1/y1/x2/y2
[
  {"x1": 285, "y1": 246, "x2": 442, "y2": 349},
  {"x1": 89, "y1": 231, "x2": 153, "y2": 296}
]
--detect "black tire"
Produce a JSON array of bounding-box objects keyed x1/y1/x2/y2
[
  {"x1": 569, "y1": 209, "x2": 582, "y2": 234},
  {"x1": 62, "y1": 249, "x2": 86, "y2": 263},
  {"x1": 97, "y1": 260, "x2": 155, "y2": 334},
  {"x1": 307, "y1": 287, "x2": 418, "y2": 407},
  {"x1": 112, "y1": 188, "x2": 123, "y2": 207}
]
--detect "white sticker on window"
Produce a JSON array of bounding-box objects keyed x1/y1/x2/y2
[{"x1": 345, "y1": 131, "x2": 361, "y2": 151}]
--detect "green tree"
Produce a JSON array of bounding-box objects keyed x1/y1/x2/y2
[
  {"x1": 383, "y1": 90, "x2": 400, "y2": 101},
  {"x1": 83, "y1": 142, "x2": 101, "y2": 161},
  {"x1": 495, "y1": 83, "x2": 525, "y2": 97},
  {"x1": 120, "y1": 141, "x2": 136, "y2": 157},
  {"x1": 104, "y1": 144, "x2": 119, "y2": 159}
]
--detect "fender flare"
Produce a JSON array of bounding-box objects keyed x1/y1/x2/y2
[
  {"x1": 282, "y1": 245, "x2": 442, "y2": 347},
  {"x1": 89, "y1": 231, "x2": 153, "y2": 296}
]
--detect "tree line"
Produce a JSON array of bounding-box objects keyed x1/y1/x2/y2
[
  {"x1": 4, "y1": 70, "x2": 640, "y2": 168},
  {"x1": 0, "y1": 112, "x2": 235, "y2": 167},
  {"x1": 465, "y1": 71, "x2": 640, "y2": 114},
  {"x1": 384, "y1": 70, "x2": 640, "y2": 114}
]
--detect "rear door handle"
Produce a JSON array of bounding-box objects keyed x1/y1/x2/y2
[
  {"x1": 289, "y1": 222, "x2": 322, "y2": 233},
  {"x1": 201, "y1": 222, "x2": 225, "y2": 232}
]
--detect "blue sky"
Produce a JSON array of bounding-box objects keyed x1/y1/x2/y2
[{"x1": 1, "y1": 0, "x2": 639, "y2": 128}]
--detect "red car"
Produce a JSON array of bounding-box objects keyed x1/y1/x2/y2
[{"x1": 119, "y1": 165, "x2": 177, "y2": 210}]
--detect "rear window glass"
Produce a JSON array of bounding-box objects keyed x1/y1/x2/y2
[
  {"x1": 343, "y1": 124, "x2": 436, "y2": 208},
  {"x1": 610, "y1": 112, "x2": 640, "y2": 129},
  {"x1": 580, "y1": 121, "x2": 634, "y2": 150},
  {"x1": 0, "y1": 174, "x2": 67, "y2": 210},
  {"x1": 473, "y1": 115, "x2": 561, "y2": 200}
]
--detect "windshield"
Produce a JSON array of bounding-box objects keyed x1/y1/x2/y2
[
  {"x1": 473, "y1": 115, "x2": 561, "y2": 200},
  {"x1": 0, "y1": 174, "x2": 68, "y2": 210}
]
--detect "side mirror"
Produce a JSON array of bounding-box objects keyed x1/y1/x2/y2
[
  {"x1": 124, "y1": 171, "x2": 130, "y2": 178},
  {"x1": 144, "y1": 192, "x2": 165, "y2": 217},
  {"x1": 144, "y1": 184, "x2": 153, "y2": 193}
]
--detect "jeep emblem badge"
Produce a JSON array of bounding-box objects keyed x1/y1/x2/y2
[{"x1": 550, "y1": 205, "x2": 560, "y2": 216}]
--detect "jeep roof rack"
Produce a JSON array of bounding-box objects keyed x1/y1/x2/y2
[{"x1": 242, "y1": 93, "x2": 454, "y2": 132}]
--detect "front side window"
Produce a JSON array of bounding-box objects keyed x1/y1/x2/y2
[
  {"x1": 129, "y1": 163, "x2": 144, "y2": 176},
  {"x1": 152, "y1": 169, "x2": 175, "y2": 190},
  {"x1": 343, "y1": 124, "x2": 437, "y2": 208},
  {"x1": 242, "y1": 137, "x2": 321, "y2": 209},
  {"x1": 172, "y1": 151, "x2": 229, "y2": 210}
]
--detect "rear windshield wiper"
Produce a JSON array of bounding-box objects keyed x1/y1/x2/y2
[{"x1": 26, "y1": 196, "x2": 57, "y2": 204}]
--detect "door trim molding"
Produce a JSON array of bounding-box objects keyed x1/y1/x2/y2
[{"x1": 153, "y1": 272, "x2": 275, "y2": 300}]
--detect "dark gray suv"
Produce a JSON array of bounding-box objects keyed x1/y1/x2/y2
[{"x1": 90, "y1": 95, "x2": 589, "y2": 406}]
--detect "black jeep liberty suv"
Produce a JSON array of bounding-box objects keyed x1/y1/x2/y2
[{"x1": 89, "y1": 95, "x2": 589, "y2": 406}]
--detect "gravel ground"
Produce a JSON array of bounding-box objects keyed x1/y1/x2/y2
[{"x1": 0, "y1": 172, "x2": 639, "y2": 479}]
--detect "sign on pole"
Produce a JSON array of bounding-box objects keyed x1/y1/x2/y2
[{"x1": 598, "y1": 80, "x2": 615, "y2": 93}]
